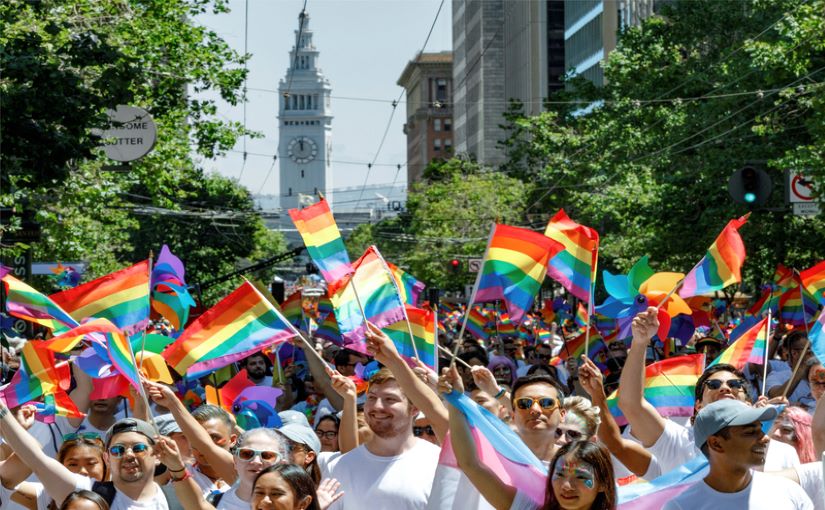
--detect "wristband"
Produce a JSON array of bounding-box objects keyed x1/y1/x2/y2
[
  {"x1": 494, "y1": 387, "x2": 507, "y2": 399},
  {"x1": 171, "y1": 469, "x2": 191, "y2": 482},
  {"x1": 168, "y1": 466, "x2": 186, "y2": 473}
]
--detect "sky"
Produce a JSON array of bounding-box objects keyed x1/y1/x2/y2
[{"x1": 196, "y1": 0, "x2": 452, "y2": 201}]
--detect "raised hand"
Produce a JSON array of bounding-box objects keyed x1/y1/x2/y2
[
  {"x1": 143, "y1": 380, "x2": 177, "y2": 408},
  {"x1": 438, "y1": 365, "x2": 465, "y2": 395},
  {"x1": 412, "y1": 359, "x2": 439, "y2": 390},
  {"x1": 316, "y1": 478, "x2": 344, "y2": 510},
  {"x1": 470, "y1": 366, "x2": 500, "y2": 396},
  {"x1": 14, "y1": 404, "x2": 37, "y2": 430},
  {"x1": 154, "y1": 435, "x2": 186, "y2": 472},
  {"x1": 325, "y1": 366, "x2": 357, "y2": 401},
  {"x1": 578, "y1": 356, "x2": 606, "y2": 400},
  {"x1": 364, "y1": 321, "x2": 400, "y2": 365},
  {"x1": 631, "y1": 307, "x2": 659, "y2": 346}
]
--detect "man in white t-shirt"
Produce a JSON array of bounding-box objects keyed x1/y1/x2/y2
[
  {"x1": 618, "y1": 308, "x2": 799, "y2": 477},
  {"x1": 663, "y1": 399, "x2": 813, "y2": 509},
  {"x1": 244, "y1": 352, "x2": 273, "y2": 387},
  {"x1": 328, "y1": 366, "x2": 440, "y2": 509}
]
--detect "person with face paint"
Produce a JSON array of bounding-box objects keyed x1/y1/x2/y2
[
  {"x1": 768, "y1": 406, "x2": 815, "y2": 463},
  {"x1": 555, "y1": 397, "x2": 600, "y2": 446},
  {"x1": 543, "y1": 441, "x2": 616, "y2": 510}
]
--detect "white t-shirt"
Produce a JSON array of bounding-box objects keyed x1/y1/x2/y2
[
  {"x1": 189, "y1": 467, "x2": 229, "y2": 498},
  {"x1": 328, "y1": 439, "x2": 440, "y2": 510},
  {"x1": 794, "y1": 462, "x2": 825, "y2": 510},
  {"x1": 426, "y1": 464, "x2": 496, "y2": 510},
  {"x1": 648, "y1": 418, "x2": 799, "y2": 476},
  {"x1": 662, "y1": 470, "x2": 813, "y2": 510},
  {"x1": 54, "y1": 415, "x2": 110, "y2": 438},
  {"x1": 75, "y1": 476, "x2": 169, "y2": 510},
  {"x1": 509, "y1": 490, "x2": 539, "y2": 510},
  {"x1": 215, "y1": 485, "x2": 248, "y2": 510},
  {"x1": 318, "y1": 451, "x2": 343, "y2": 479}
]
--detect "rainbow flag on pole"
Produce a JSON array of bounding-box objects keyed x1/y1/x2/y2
[
  {"x1": 544, "y1": 209, "x2": 599, "y2": 303},
  {"x1": 50, "y1": 260, "x2": 151, "y2": 333},
  {"x1": 474, "y1": 224, "x2": 563, "y2": 325},
  {"x1": 288, "y1": 198, "x2": 354, "y2": 284},
  {"x1": 163, "y1": 281, "x2": 297, "y2": 377},
  {"x1": 1, "y1": 272, "x2": 80, "y2": 333},
  {"x1": 800, "y1": 260, "x2": 825, "y2": 305},
  {"x1": 679, "y1": 215, "x2": 749, "y2": 298},
  {"x1": 606, "y1": 354, "x2": 705, "y2": 426},
  {"x1": 466, "y1": 306, "x2": 491, "y2": 341},
  {"x1": 778, "y1": 284, "x2": 818, "y2": 327},
  {"x1": 387, "y1": 263, "x2": 425, "y2": 306},
  {"x1": 328, "y1": 246, "x2": 406, "y2": 346},
  {"x1": 709, "y1": 317, "x2": 767, "y2": 369},
  {"x1": 383, "y1": 305, "x2": 436, "y2": 370},
  {"x1": 279, "y1": 290, "x2": 304, "y2": 327},
  {"x1": 1, "y1": 341, "x2": 71, "y2": 407},
  {"x1": 107, "y1": 328, "x2": 142, "y2": 390}
]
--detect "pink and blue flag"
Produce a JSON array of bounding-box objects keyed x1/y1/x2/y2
[
  {"x1": 440, "y1": 390, "x2": 547, "y2": 506},
  {"x1": 618, "y1": 457, "x2": 708, "y2": 509}
]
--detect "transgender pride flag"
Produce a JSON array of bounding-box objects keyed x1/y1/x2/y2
[
  {"x1": 440, "y1": 391, "x2": 547, "y2": 506},
  {"x1": 618, "y1": 457, "x2": 708, "y2": 509}
]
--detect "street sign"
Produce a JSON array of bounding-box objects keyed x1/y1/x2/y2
[
  {"x1": 99, "y1": 105, "x2": 157, "y2": 162},
  {"x1": 468, "y1": 258, "x2": 484, "y2": 273},
  {"x1": 788, "y1": 173, "x2": 816, "y2": 203},
  {"x1": 793, "y1": 202, "x2": 821, "y2": 217}
]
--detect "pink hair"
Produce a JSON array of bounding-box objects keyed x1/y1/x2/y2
[{"x1": 784, "y1": 406, "x2": 815, "y2": 463}]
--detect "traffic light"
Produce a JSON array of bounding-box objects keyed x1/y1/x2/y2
[
  {"x1": 728, "y1": 165, "x2": 771, "y2": 207},
  {"x1": 448, "y1": 259, "x2": 461, "y2": 275}
]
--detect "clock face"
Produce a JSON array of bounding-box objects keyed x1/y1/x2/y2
[{"x1": 288, "y1": 136, "x2": 318, "y2": 164}]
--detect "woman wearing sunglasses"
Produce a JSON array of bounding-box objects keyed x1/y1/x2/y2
[
  {"x1": 555, "y1": 397, "x2": 600, "y2": 447},
  {"x1": 210, "y1": 428, "x2": 289, "y2": 510}
]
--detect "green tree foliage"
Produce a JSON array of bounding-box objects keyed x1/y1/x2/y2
[
  {"x1": 500, "y1": 0, "x2": 825, "y2": 291},
  {"x1": 347, "y1": 159, "x2": 532, "y2": 291},
  {"x1": 1, "y1": 0, "x2": 283, "y2": 303}
]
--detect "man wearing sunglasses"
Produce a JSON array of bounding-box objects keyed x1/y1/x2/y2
[
  {"x1": 510, "y1": 374, "x2": 567, "y2": 462},
  {"x1": 618, "y1": 308, "x2": 800, "y2": 478}
]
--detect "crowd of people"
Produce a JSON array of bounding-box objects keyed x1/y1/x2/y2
[{"x1": 0, "y1": 305, "x2": 822, "y2": 510}]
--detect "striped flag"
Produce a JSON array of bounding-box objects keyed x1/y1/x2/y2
[
  {"x1": 383, "y1": 305, "x2": 436, "y2": 370},
  {"x1": 1, "y1": 341, "x2": 71, "y2": 407},
  {"x1": 708, "y1": 317, "x2": 768, "y2": 369},
  {"x1": 387, "y1": 262, "x2": 426, "y2": 306},
  {"x1": 163, "y1": 281, "x2": 297, "y2": 377},
  {"x1": 1, "y1": 272, "x2": 79, "y2": 333},
  {"x1": 679, "y1": 215, "x2": 748, "y2": 298},
  {"x1": 50, "y1": 261, "x2": 151, "y2": 333},
  {"x1": 800, "y1": 261, "x2": 825, "y2": 305},
  {"x1": 474, "y1": 224, "x2": 563, "y2": 325},
  {"x1": 544, "y1": 209, "x2": 599, "y2": 303},
  {"x1": 107, "y1": 328, "x2": 142, "y2": 391},
  {"x1": 288, "y1": 198, "x2": 354, "y2": 284}
]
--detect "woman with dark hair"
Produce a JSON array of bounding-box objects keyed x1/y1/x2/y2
[
  {"x1": 251, "y1": 464, "x2": 325, "y2": 510},
  {"x1": 314, "y1": 415, "x2": 340, "y2": 453},
  {"x1": 58, "y1": 489, "x2": 110, "y2": 510},
  {"x1": 539, "y1": 441, "x2": 616, "y2": 510}
]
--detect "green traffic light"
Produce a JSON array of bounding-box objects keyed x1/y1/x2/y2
[{"x1": 744, "y1": 192, "x2": 757, "y2": 203}]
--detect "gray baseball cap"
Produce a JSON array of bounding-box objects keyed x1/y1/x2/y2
[
  {"x1": 278, "y1": 422, "x2": 322, "y2": 454},
  {"x1": 105, "y1": 418, "x2": 157, "y2": 446},
  {"x1": 278, "y1": 410, "x2": 311, "y2": 427},
  {"x1": 155, "y1": 414, "x2": 182, "y2": 436},
  {"x1": 693, "y1": 399, "x2": 777, "y2": 449}
]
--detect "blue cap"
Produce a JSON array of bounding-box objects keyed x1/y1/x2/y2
[{"x1": 693, "y1": 399, "x2": 777, "y2": 449}]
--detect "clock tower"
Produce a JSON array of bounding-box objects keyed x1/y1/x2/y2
[{"x1": 278, "y1": 10, "x2": 333, "y2": 211}]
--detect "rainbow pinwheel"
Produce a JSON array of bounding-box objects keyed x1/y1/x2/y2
[{"x1": 596, "y1": 256, "x2": 692, "y2": 340}]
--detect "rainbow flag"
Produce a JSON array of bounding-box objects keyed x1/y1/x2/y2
[
  {"x1": 809, "y1": 310, "x2": 825, "y2": 365},
  {"x1": 2, "y1": 341, "x2": 71, "y2": 407},
  {"x1": 383, "y1": 305, "x2": 436, "y2": 370},
  {"x1": 163, "y1": 281, "x2": 297, "y2": 377},
  {"x1": 606, "y1": 353, "x2": 705, "y2": 426},
  {"x1": 1, "y1": 272, "x2": 79, "y2": 333},
  {"x1": 558, "y1": 327, "x2": 605, "y2": 360},
  {"x1": 328, "y1": 246, "x2": 406, "y2": 346},
  {"x1": 387, "y1": 262, "x2": 425, "y2": 306},
  {"x1": 107, "y1": 328, "x2": 142, "y2": 390},
  {"x1": 709, "y1": 317, "x2": 767, "y2": 369},
  {"x1": 314, "y1": 308, "x2": 342, "y2": 344},
  {"x1": 496, "y1": 312, "x2": 518, "y2": 337},
  {"x1": 151, "y1": 245, "x2": 195, "y2": 330},
  {"x1": 35, "y1": 391, "x2": 85, "y2": 424},
  {"x1": 466, "y1": 306, "x2": 491, "y2": 341},
  {"x1": 288, "y1": 198, "x2": 354, "y2": 284},
  {"x1": 279, "y1": 290, "x2": 304, "y2": 327},
  {"x1": 474, "y1": 224, "x2": 563, "y2": 325},
  {"x1": 574, "y1": 302, "x2": 588, "y2": 329},
  {"x1": 50, "y1": 260, "x2": 150, "y2": 333},
  {"x1": 779, "y1": 284, "x2": 818, "y2": 327},
  {"x1": 800, "y1": 260, "x2": 825, "y2": 305},
  {"x1": 440, "y1": 391, "x2": 547, "y2": 506},
  {"x1": 679, "y1": 215, "x2": 748, "y2": 298},
  {"x1": 41, "y1": 318, "x2": 117, "y2": 353},
  {"x1": 544, "y1": 209, "x2": 599, "y2": 302}
]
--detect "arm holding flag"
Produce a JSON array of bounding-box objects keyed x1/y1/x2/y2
[
  {"x1": 364, "y1": 322, "x2": 448, "y2": 442},
  {"x1": 579, "y1": 356, "x2": 654, "y2": 477},
  {"x1": 325, "y1": 366, "x2": 360, "y2": 454},
  {"x1": 143, "y1": 380, "x2": 238, "y2": 484},
  {"x1": 617, "y1": 307, "x2": 668, "y2": 446},
  {"x1": 0, "y1": 401, "x2": 79, "y2": 506},
  {"x1": 438, "y1": 366, "x2": 517, "y2": 510}
]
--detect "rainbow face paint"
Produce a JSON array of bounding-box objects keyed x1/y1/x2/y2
[{"x1": 552, "y1": 457, "x2": 596, "y2": 490}]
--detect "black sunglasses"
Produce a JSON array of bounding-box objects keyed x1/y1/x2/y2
[
  {"x1": 704, "y1": 379, "x2": 745, "y2": 391},
  {"x1": 413, "y1": 425, "x2": 435, "y2": 437},
  {"x1": 555, "y1": 427, "x2": 585, "y2": 441}
]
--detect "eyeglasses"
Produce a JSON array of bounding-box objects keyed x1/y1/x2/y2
[
  {"x1": 63, "y1": 432, "x2": 102, "y2": 442},
  {"x1": 704, "y1": 379, "x2": 745, "y2": 391},
  {"x1": 235, "y1": 448, "x2": 280, "y2": 462},
  {"x1": 109, "y1": 443, "x2": 150, "y2": 458},
  {"x1": 555, "y1": 427, "x2": 585, "y2": 441},
  {"x1": 515, "y1": 397, "x2": 557, "y2": 410},
  {"x1": 413, "y1": 425, "x2": 435, "y2": 437},
  {"x1": 315, "y1": 430, "x2": 338, "y2": 440}
]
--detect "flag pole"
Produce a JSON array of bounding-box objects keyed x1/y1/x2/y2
[
  {"x1": 452, "y1": 223, "x2": 495, "y2": 367},
  {"x1": 782, "y1": 273, "x2": 813, "y2": 398},
  {"x1": 432, "y1": 298, "x2": 439, "y2": 374},
  {"x1": 585, "y1": 283, "x2": 594, "y2": 356},
  {"x1": 761, "y1": 307, "x2": 772, "y2": 396},
  {"x1": 436, "y1": 343, "x2": 472, "y2": 369},
  {"x1": 139, "y1": 252, "x2": 154, "y2": 371},
  {"x1": 654, "y1": 278, "x2": 684, "y2": 312}
]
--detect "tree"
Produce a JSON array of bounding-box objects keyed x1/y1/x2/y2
[{"x1": 499, "y1": 0, "x2": 825, "y2": 291}]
